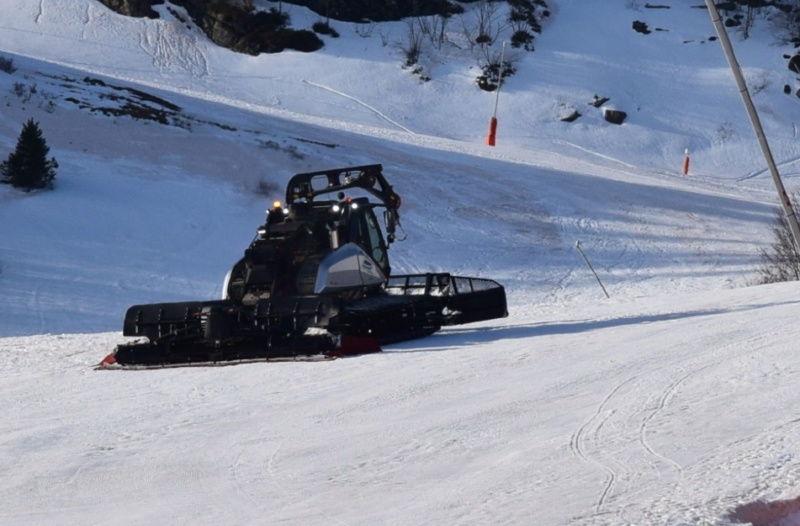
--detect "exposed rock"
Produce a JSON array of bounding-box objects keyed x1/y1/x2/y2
[
  {"x1": 279, "y1": 0, "x2": 464, "y2": 23},
  {"x1": 789, "y1": 55, "x2": 800, "y2": 74},
  {"x1": 632, "y1": 21, "x2": 651, "y2": 35},
  {"x1": 96, "y1": 0, "x2": 323, "y2": 55},
  {"x1": 95, "y1": 0, "x2": 162, "y2": 18},
  {"x1": 603, "y1": 109, "x2": 627, "y2": 125},
  {"x1": 590, "y1": 95, "x2": 610, "y2": 108},
  {"x1": 724, "y1": 16, "x2": 741, "y2": 28},
  {"x1": 560, "y1": 110, "x2": 581, "y2": 123}
]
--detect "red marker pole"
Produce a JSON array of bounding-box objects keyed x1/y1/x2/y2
[
  {"x1": 486, "y1": 116, "x2": 498, "y2": 146},
  {"x1": 683, "y1": 148, "x2": 690, "y2": 176},
  {"x1": 486, "y1": 42, "x2": 506, "y2": 147}
]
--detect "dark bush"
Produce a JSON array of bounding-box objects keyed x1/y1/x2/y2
[
  {"x1": 313, "y1": 21, "x2": 340, "y2": 37},
  {"x1": 476, "y1": 61, "x2": 517, "y2": 92},
  {"x1": 258, "y1": 29, "x2": 324, "y2": 53},
  {"x1": 510, "y1": 29, "x2": 534, "y2": 50},
  {"x1": 252, "y1": 8, "x2": 290, "y2": 30},
  {"x1": 0, "y1": 55, "x2": 15, "y2": 74},
  {"x1": 475, "y1": 33, "x2": 492, "y2": 45}
]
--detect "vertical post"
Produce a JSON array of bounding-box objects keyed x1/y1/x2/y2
[
  {"x1": 486, "y1": 41, "x2": 506, "y2": 147},
  {"x1": 486, "y1": 117, "x2": 498, "y2": 147},
  {"x1": 683, "y1": 148, "x2": 690, "y2": 176},
  {"x1": 705, "y1": 0, "x2": 800, "y2": 253}
]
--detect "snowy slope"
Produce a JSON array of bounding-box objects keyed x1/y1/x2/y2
[{"x1": 1, "y1": 1, "x2": 800, "y2": 524}]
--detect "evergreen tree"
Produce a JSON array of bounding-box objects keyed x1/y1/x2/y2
[{"x1": 0, "y1": 118, "x2": 58, "y2": 191}]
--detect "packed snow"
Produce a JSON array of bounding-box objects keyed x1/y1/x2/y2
[{"x1": 1, "y1": 1, "x2": 800, "y2": 524}]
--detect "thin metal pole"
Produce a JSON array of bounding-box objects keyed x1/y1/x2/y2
[
  {"x1": 491, "y1": 41, "x2": 506, "y2": 119},
  {"x1": 575, "y1": 241, "x2": 610, "y2": 298},
  {"x1": 705, "y1": 0, "x2": 800, "y2": 253}
]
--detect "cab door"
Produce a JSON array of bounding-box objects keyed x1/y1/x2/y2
[{"x1": 355, "y1": 207, "x2": 390, "y2": 277}]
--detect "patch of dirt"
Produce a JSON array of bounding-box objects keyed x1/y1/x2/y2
[{"x1": 728, "y1": 496, "x2": 800, "y2": 526}]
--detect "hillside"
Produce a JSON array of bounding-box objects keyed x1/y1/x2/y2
[
  {"x1": 2, "y1": 0, "x2": 797, "y2": 334},
  {"x1": 2, "y1": 1, "x2": 800, "y2": 525}
]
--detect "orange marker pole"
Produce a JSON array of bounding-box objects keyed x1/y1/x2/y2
[
  {"x1": 486, "y1": 41, "x2": 506, "y2": 147},
  {"x1": 486, "y1": 116, "x2": 498, "y2": 146},
  {"x1": 683, "y1": 148, "x2": 690, "y2": 176}
]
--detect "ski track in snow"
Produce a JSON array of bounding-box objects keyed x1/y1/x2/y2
[
  {"x1": 567, "y1": 318, "x2": 800, "y2": 524},
  {"x1": 737, "y1": 152, "x2": 800, "y2": 182},
  {"x1": 303, "y1": 80, "x2": 415, "y2": 134},
  {"x1": 79, "y1": 5, "x2": 89, "y2": 41},
  {"x1": 35, "y1": 0, "x2": 44, "y2": 26},
  {"x1": 555, "y1": 139, "x2": 639, "y2": 171},
  {"x1": 570, "y1": 375, "x2": 638, "y2": 514},
  {"x1": 638, "y1": 372, "x2": 688, "y2": 476},
  {"x1": 138, "y1": 17, "x2": 209, "y2": 78},
  {"x1": 230, "y1": 442, "x2": 265, "y2": 513}
]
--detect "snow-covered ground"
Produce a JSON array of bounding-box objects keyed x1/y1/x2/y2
[{"x1": 1, "y1": 1, "x2": 800, "y2": 524}]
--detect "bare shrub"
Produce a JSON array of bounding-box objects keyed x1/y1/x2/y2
[
  {"x1": 754, "y1": 195, "x2": 800, "y2": 284},
  {"x1": 770, "y1": 1, "x2": 800, "y2": 44},
  {"x1": 354, "y1": 22, "x2": 375, "y2": 38},
  {"x1": 715, "y1": 122, "x2": 735, "y2": 144},
  {"x1": 377, "y1": 27, "x2": 391, "y2": 47},
  {"x1": 459, "y1": 0, "x2": 508, "y2": 52},
  {"x1": 747, "y1": 70, "x2": 770, "y2": 95},
  {"x1": 398, "y1": 18, "x2": 424, "y2": 68}
]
